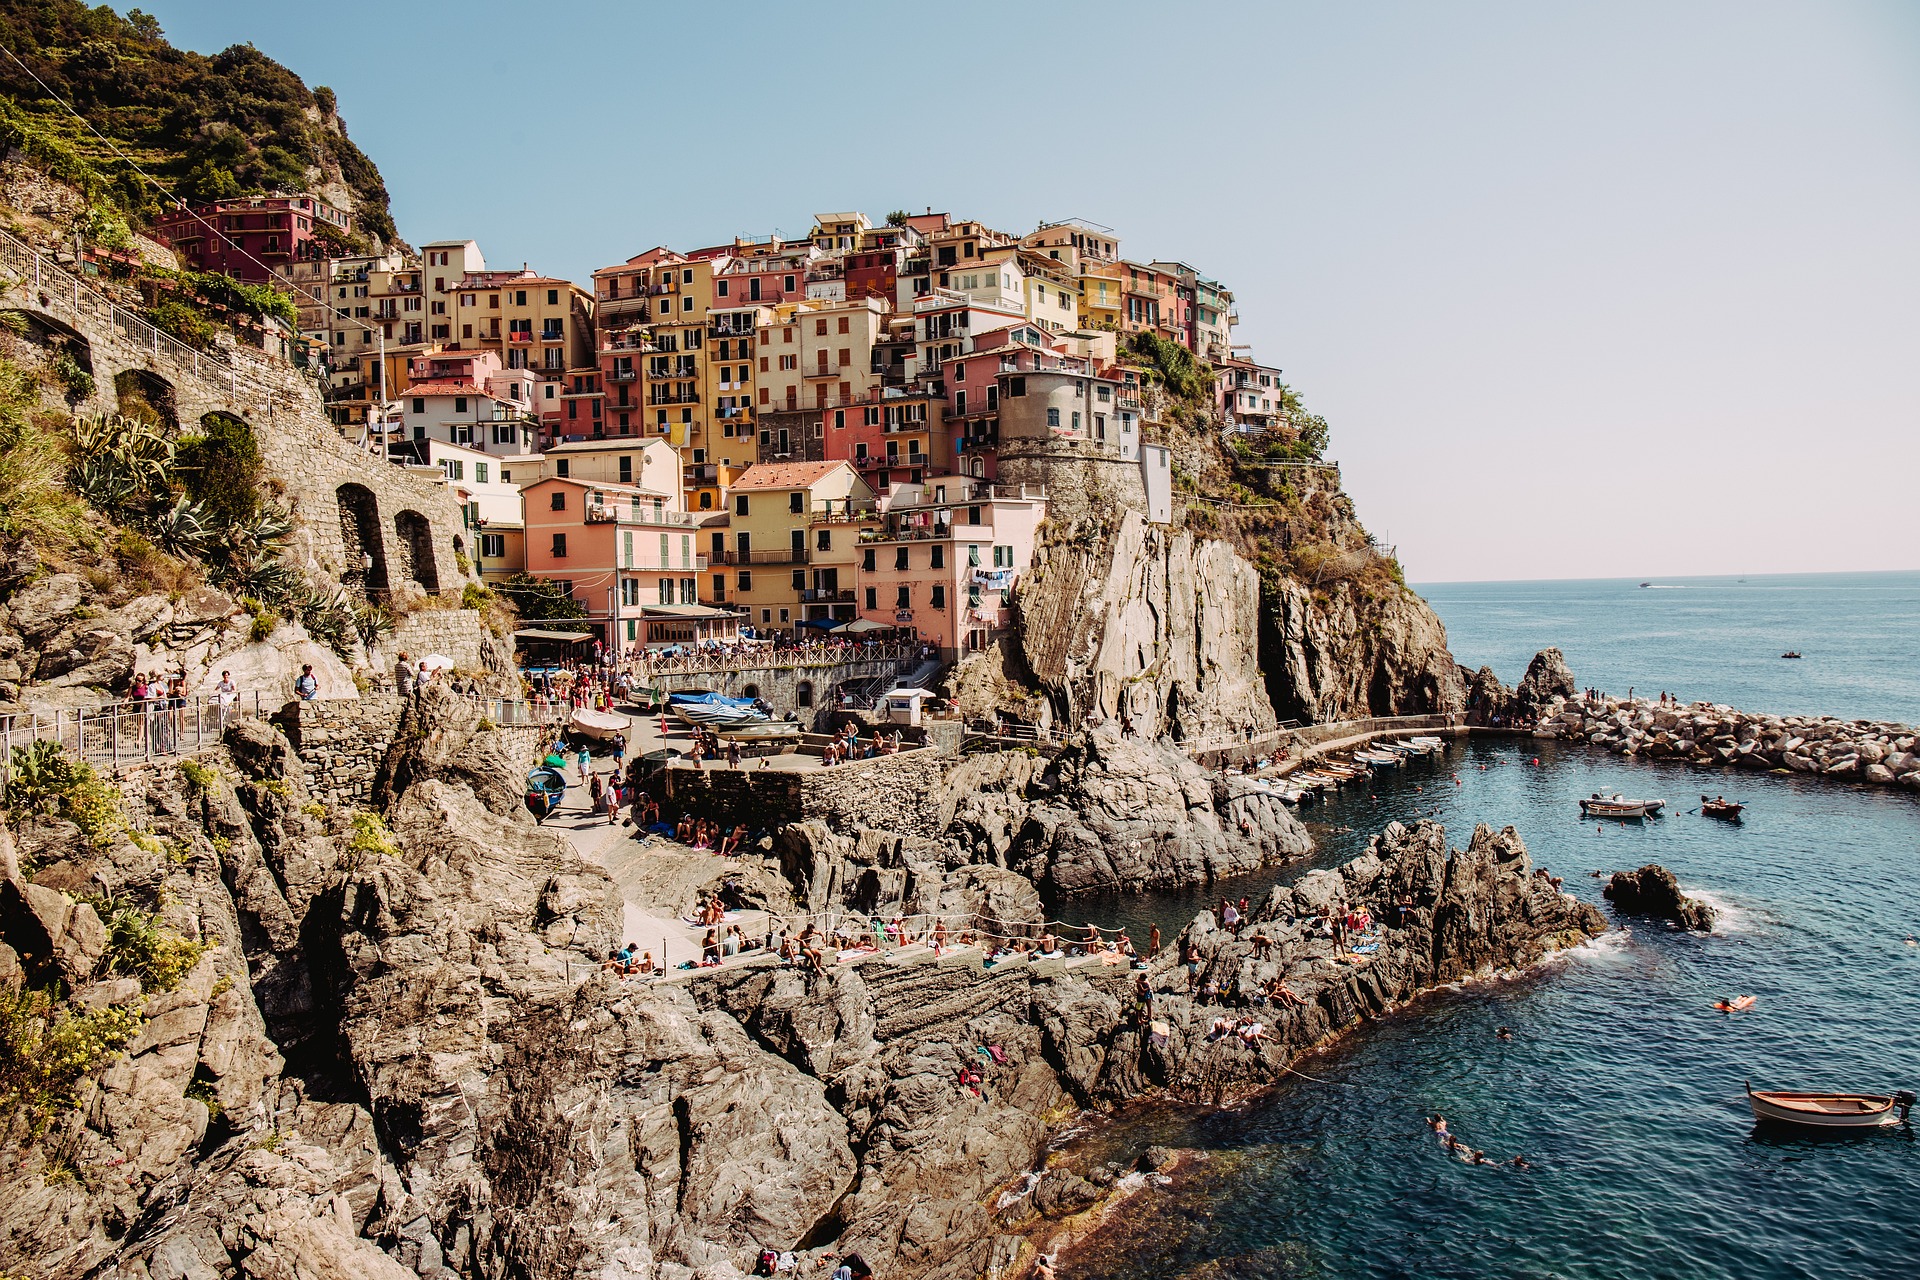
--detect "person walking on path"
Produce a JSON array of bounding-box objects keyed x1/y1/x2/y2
[
  {"x1": 395, "y1": 652, "x2": 416, "y2": 696},
  {"x1": 214, "y1": 670, "x2": 238, "y2": 729},
  {"x1": 294, "y1": 665, "x2": 319, "y2": 701}
]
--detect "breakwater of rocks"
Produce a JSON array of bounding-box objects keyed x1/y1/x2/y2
[{"x1": 1534, "y1": 695, "x2": 1920, "y2": 791}]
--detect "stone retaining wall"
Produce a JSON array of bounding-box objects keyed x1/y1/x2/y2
[
  {"x1": 270, "y1": 695, "x2": 404, "y2": 806},
  {"x1": 0, "y1": 235, "x2": 469, "y2": 600},
  {"x1": 658, "y1": 745, "x2": 956, "y2": 835}
]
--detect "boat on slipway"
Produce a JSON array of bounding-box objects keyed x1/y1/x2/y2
[
  {"x1": 668, "y1": 690, "x2": 771, "y2": 729},
  {"x1": 1580, "y1": 792, "x2": 1667, "y2": 820},
  {"x1": 1746, "y1": 1083, "x2": 1914, "y2": 1129}
]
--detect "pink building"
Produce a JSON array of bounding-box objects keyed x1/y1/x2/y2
[
  {"x1": 854, "y1": 480, "x2": 1045, "y2": 658},
  {"x1": 521, "y1": 476, "x2": 709, "y2": 650}
]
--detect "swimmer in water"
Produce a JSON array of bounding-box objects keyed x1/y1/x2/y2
[
  {"x1": 1427, "y1": 1114, "x2": 1447, "y2": 1133},
  {"x1": 1496, "y1": 1026, "x2": 1513, "y2": 1041},
  {"x1": 1512, "y1": 1155, "x2": 1532, "y2": 1171},
  {"x1": 1906, "y1": 936, "x2": 1916, "y2": 946}
]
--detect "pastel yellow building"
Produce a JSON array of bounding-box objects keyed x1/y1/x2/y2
[{"x1": 722, "y1": 460, "x2": 873, "y2": 635}]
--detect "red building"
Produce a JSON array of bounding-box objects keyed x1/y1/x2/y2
[
  {"x1": 152, "y1": 195, "x2": 353, "y2": 284},
  {"x1": 842, "y1": 248, "x2": 899, "y2": 303}
]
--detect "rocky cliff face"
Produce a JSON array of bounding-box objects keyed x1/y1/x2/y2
[
  {"x1": 992, "y1": 501, "x2": 1467, "y2": 746},
  {"x1": 1260, "y1": 574, "x2": 1467, "y2": 724},
  {"x1": 0, "y1": 691, "x2": 1603, "y2": 1280},
  {"x1": 1013, "y1": 512, "x2": 1278, "y2": 744}
]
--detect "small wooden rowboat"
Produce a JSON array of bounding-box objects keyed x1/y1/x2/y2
[
  {"x1": 1746, "y1": 1082, "x2": 1915, "y2": 1129},
  {"x1": 1580, "y1": 793, "x2": 1667, "y2": 819},
  {"x1": 1701, "y1": 796, "x2": 1744, "y2": 821}
]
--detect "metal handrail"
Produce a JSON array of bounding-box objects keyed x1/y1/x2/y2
[{"x1": 0, "y1": 692, "x2": 268, "y2": 777}]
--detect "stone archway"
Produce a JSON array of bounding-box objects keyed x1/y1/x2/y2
[
  {"x1": 114, "y1": 368, "x2": 178, "y2": 432},
  {"x1": 5, "y1": 309, "x2": 95, "y2": 404},
  {"x1": 393, "y1": 510, "x2": 440, "y2": 592},
  {"x1": 337, "y1": 483, "x2": 390, "y2": 595}
]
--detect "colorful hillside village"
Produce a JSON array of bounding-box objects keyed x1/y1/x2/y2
[{"x1": 166, "y1": 200, "x2": 1295, "y2": 658}]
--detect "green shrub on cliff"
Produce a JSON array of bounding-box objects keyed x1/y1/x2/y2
[
  {"x1": 103, "y1": 906, "x2": 208, "y2": 994},
  {"x1": 344, "y1": 810, "x2": 399, "y2": 869},
  {"x1": 3, "y1": 741, "x2": 120, "y2": 846},
  {"x1": 0, "y1": 986, "x2": 144, "y2": 1137},
  {"x1": 0, "y1": 361, "x2": 97, "y2": 559}
]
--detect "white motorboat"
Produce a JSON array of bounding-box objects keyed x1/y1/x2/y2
[
  {"x1": 1746, "y1": 1083, "x2": 1914, "y2": 1129},
  {"x1": 1580, "y1": 792, "x2": 1667, "y2": 820}
]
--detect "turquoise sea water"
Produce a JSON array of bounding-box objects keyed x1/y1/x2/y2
[
  {"x1": 1417, "y1": 570, "x2": 1920, "y2": 726},
  {"x1": 1058, "y1": 576, "x2": 1920, "y2": 1280}
]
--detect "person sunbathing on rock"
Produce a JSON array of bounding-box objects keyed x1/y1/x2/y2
[{"x1": 1269, "y1": 978, "x2": 1308, "y2": 1008}]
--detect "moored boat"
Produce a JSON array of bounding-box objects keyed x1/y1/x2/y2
[
  {"x1": 1580, "y1": 792, "x2": 1667, "y2": 820},
  {"x1": 1746, "y1": 1083, "x2": 1914, "y2": 1129},
  {"x1": 712, "y1": 720, "x2": 804, "y2": 741},
  {"x1": 567, "y1": 707, "x2": 631, "y2": 740},
  {"x1": 1700, "y1": 795, "x2": 1744, "y2": 821}
]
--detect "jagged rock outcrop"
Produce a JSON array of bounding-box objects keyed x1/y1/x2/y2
[
  {"x1": 1604, "y1": 864, "x2": 1716, "y2": 931},
  {"x1": 947, "y1": 730, "x2": 1312, "y2": 894},
  {"x1": 0, "y1": 682, "x2": 1606, "y2": 1280},
  {"x1": 1514, "y1": 647, "x2": 1576, "y2": 714},
  {"x1": 1468, "y1": 665, "x2": 1514, "y2": 719}
]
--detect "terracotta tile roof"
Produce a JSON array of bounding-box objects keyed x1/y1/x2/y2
[
  {"x1": 404, "y1": 381, "x2": 487, "y2": 396},
  {"x1": 730, "y1": 460, "x2": 849, "y2": 491}
]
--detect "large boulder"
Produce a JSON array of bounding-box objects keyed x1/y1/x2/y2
[
  {"x1": 1514, "y1": 647, "x2": 1576, "y2": 713},
  {"x1": 1603, "y1": 864, "x2": 1715, "y2": 930},
  {"x1": 1468, "y1": 665, "x2": 1513, "y2": 718}
]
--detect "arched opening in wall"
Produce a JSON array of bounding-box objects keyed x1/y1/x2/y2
[
  {"x1": 4, "y1": 310, "x2": 95, "y2": 404},
  {"x1": 699, "y1": 492, "x2": 713, "y2": 509},
  {"x1": 393, "y1": 510, "x2": 440, "y2": 592},
  {"x1": 796, "y1": 680, "x2": 813, "y2": 708},
  {"x1": 113, "y1": 369, "x2": 178, "y2": 433},
  {"x1": 336, "y1": 483, "x2": 389, "y2": 595},
  {"x1": 742, "y1": 683, "x2": 760, "y2": 701},
  {"x1": 971, "y1": 458, "x2": 984, "y2": 478}
]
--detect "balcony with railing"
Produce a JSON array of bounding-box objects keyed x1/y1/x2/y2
[
  {"x1": 648, "y1": 390, "x2": 700, "y2": 406},
  {"x1": 583, "y1": 502, "x2": 705, "y2": 528},
  {"x1": 715, "y1": 548, "x2": 810, "y2": 565},
  {"x1": 507, "y1": 331, "x2": 533, "y2": 344},
  {"x1": 801, "y1": 587, "x2": 855, "y2": 603},
  {"x1": 607, "y1": 368, "x2": 637, "y2": 382}
]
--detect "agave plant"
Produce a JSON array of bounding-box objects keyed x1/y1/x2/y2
[
  {"x1": 144, "y1": 495, "x2": 214, "y2": 559},
  {"x1": 70, "y1": 412, "x2": 173, "y2": 493},
  {"x1": 351, "y1": 599, "x2": 396, "y2": 651},
  {"x1": 238, "y1": 559, "x2": 304, "y2": 609},
  {"x1": 69, "y1": 454, "x2": 137, "y2": 510}
]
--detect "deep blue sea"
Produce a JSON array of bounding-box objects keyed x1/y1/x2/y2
[
  {"x1": 1057, "y1": 574, "x2": 1920, "y2": 1280},
  {"x1": 1418, "y1": 570, "x2": 1920, "y2": 726}
]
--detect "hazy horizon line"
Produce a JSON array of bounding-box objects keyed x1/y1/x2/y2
[{"x1": 1411, "y1": 566, "x2": 1920, "y2": 589}]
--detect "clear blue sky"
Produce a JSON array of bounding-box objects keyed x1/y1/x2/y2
[{"x1": 135, "y1": 1, "x2": 1920, "y2": 582}]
